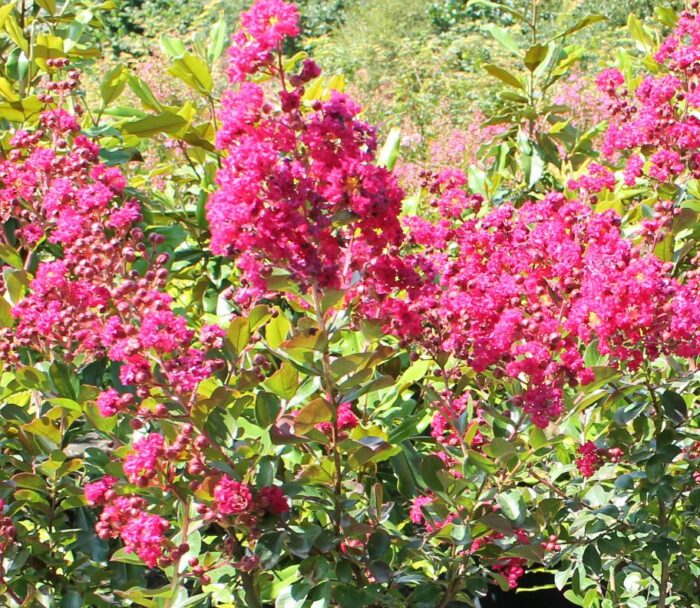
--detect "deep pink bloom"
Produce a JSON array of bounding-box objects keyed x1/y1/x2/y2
[
  {"x1": 213, "y1": 476, "x2": 253, "y2": 515},
  {"x1": 123, "y1": 434, "x2": 165, "y2": 486},
  {"x1": 120, "y1": 512, "x2": 169, "y2": 568},
  {"x1": 258, "y1": 486, "x2": 290, "y2": 515},
  {"x1": 84, "y1": 476, "x2": 118, "y2": 506},
  {"x1": 576, "y1": 441, "x2": 600, "y2": 478}
]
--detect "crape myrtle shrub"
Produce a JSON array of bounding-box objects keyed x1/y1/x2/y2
[{"x1": 0, "y1": 1, "x2": 699, "y2": 608}]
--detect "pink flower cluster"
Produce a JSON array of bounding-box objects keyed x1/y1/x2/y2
[
  {"x1": 227, "y1": 0, "x2": 300, "y2": 82},
  {"x1": 409, "y1": 494, "x2": 459, "y2": 533},
  {"x1": 209, "y1": 475, "x2": 290, "y2": 519},
  {"x1": 567, "y1": 162, "x2": 616, "y2": 194},
  {"x1": 361, "y1": 187, "x2": 700, "y2": 427},
  {"x1": 0, "y1": 86, "x2": 224, "y2": 415},
  {"x1": 430, "y1": 394, "x2": 484, "y2": 449},
  {"x1": 575, "y1": 441, "x2": 601, "y2": 478},
  {"x1": 86, "y1": 477, "x2": 170, "y2": 568},
  {"x1": 598, "y1": 8, "x2": 700, "y2": 185},
  {"x1": 315, "y1": 401, "x2": 359, "y2": 437},
  {"x1": 492, "y1": 557, "x2": 527, "y2": 589},
  {"x1": 123, "y1": 433, "x2": 166, "y2": 486},
  {"x1": 209, "y1": 0, "x2": 404, "y2": 303}
]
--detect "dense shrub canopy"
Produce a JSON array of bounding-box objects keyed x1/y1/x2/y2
[{"x1": 0, "y1": 1, "x2": 698, "y2": 607}]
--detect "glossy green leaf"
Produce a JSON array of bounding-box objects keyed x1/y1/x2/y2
[
  {"x1": 485, "y1": 24, "x2": 520, "y2": 55},
  {"x1": 265, "y1": 363, "x2": 299, "y2": 400},
  {"x1": 524, "y1": 43, "x2": 549, "y2": 72},
  {"x1": 484, "y1": 64, "x2": 524, "y2": 90},
  {"x1": 167, "y1": 53, "x2": 213, "y2": 94},
  {"x1": 123, "y1": 112, "x2": 188, "y2": 137},
  {"x1": 207, "y1": 18, "x2": 228, "y2": 65},
  {"x1": 227, "y1": 315, "x2": 251, "y2": 357},
  {"x1": 294, "y1": 398, "x2": 332, "y2": 434},
  {"x1": 267, "y1": 313, "x2": 291, "y2": 349},
  {"x1": 377, "y1": 126, "x2": 401, "y2": 170},
  {"x1": 100, "y1": 64, "x2": 127, "y2": 106},
  {"x1": 255, "y1": 391, "x2": 281, "y2": 428}
]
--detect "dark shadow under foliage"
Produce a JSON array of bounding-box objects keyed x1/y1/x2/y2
[{"x1": 477, "y1": 571, "x2": 577, "y2": 608}]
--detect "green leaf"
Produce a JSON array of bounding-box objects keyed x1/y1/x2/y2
[
  {"x1": 484, "y1": 437, "x2": 517, "y2": 461},
  {"x1": 123, "y1": 112, "x2": 188, "y2": 137},
  {"x1": 0, "y1": 297, "x2": 13, "y2": 328},
  {"x1": 484, "y1": 64, "x2": 524, "y2": 90},
  {"x1": 266, "y1": 313, "x2": 291, "y2": 349},
  {"x1": 23, "y1": 417, "x2": 61, "y2": 446},
  {"x1": 628, "y1": 14, "x2": 654, "y2": 51},
  {"x1": 554, "y1": 14, "x2": 605, "y2": 40},
  {"x1": 564, "y1": 590, "x2": 586, "y2": 607},
  {"x1": 12, "y1": 473, "x2": 47, "y2": 493},
  {"x1": 0, "y1": 243, "x2": 22, "y2": 269},
  {"x1": 294, "y1": 398, "x2": 332, "y2": 434},
  {"x1": 6, "y1": 48, "x2": 29, "y2": 83},
  {"x1": 654, "y1": 6, "x2": 678, "y2": 28},
  {"x1": 160, "y1": 34, "x2": 187, "y2": 58},
  {"x1": 255, "y1": 392, "x2": 281, "y2": 428},
  {"x1": 111, "y1": 547, "x2": 145, "y2": 565},
  {"x1": 126, "y1": 74, "x2": 163, "y2": 111},
  {"x1": 479, "y1": 512, "x2": 514, "y2": 535},
  {"x1": 367, "y1": 531, "x2": 390, "y2": 560},
  {"x1": 528, "y1": 427, "x2": 547, "y2": 450},
  {"x1": 282, "y1": 331, "x2": 327, "y2": 364},
  {"x1": 0, "y1": 4, "x2": 15, "y2": 27},
  {"x1": 614, "y1": 400, "x2": 646, "y2": 425},
  {"x1": 496, "y1": 490, "x2": 525, "y2": 523},
  {"x1": 168, "y1": 53, "x2": 213, "y2": 94},
  {"x1": 420, "y1": 454, "x2": 447, "y2": 492},
  {"x1": 226, "y1": 315, "x2": 251, "y2": 357},
  {"x1": 100, "y1": 64, "x2": 127, "y2": 106},
  {"x1": 256, "y1": 532, "x2": 286, "y2": 569},
  {"x1": 308, "y1": 582, "x2": 331, "y2": 608},
  {"x1": 377, "y1": 127, "x2": 401, "y2": 170},
  {"x1": 485, "y1": 24, "x2": 520, "y2": 55},
  {"x1": 207, "y1": 18, "x2": 228, "y2": 65},
  {"x1": 660, "y1": 389, "x2": 687, "y2": 424},
  {"x1": 49, "y1": 361, "x2": 80, "y2": 400},
  {"x1": 275, "y1": 583, "x2": 309, "y2": 608},
  {"x1": 249, "y1": 305, "x2": 272, "y2": 331},
  {"x1": 36, "y1": 0, "x2": 57, "y2": 15},
  {"x1": 4, "y1": 13, "x2": 28, "y2": 53},
  {"x1": 645, "y1": 456, "x2": 665, "y2": 483},
  {"x1": 524, "y1": 43, "x2": 549, "y2": 72},
  {"x1": 347, "y1": 436, "x2": 393, "y2": 470},
  {"x1": 397, "y1": 359, "x2": 430, "y2": 388},
  {"x1": 4, "y1": 269, "x2": 28, "y2": 304},
  {"x1": 583, "y1": 544, "x2": 602, "y2": 574},
  {"x1": 0, "y1": 76, "x2": 19, "y2": 102},
  {"x1": 265, "y1": 363, "x2": 298, "y2": 400},
  {"x1": 61, "y1": 591, "x2": 82, "y2": 608}
]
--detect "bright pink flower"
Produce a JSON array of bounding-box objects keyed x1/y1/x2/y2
[
  {"x1": 84, "y1": 476, "x2": 117, "y2": 506},
  {"x1": 211, "y1": 13, "x2": 405, "y2": 304},
  {"x1": 123, "y1": 434, "x2": 165, "y2": 486},
  {"x1": 409, "y1": 495, "x2": 434, "y2": 525},
  {"x1": 227, "y1": 0, "x2": 300, "y2": 82},
  {"x1": 213, "y1": 476, "x2": 253, "y2": 515},
  {"x1": 120, "y1": 512, "x2": 169, "y2": 568},
  {"x1": 336, "y1": 402, "x2": 359, "y2": 430},
  {"x1": 493, "y1": 557, "x2": 526, "y2": 589},
  {"x1": 576, "y1": 441, "x2": 600, "y2": 478},
  {"x1": 595, "y1": 68, "x2": 624, "y2": 93}
]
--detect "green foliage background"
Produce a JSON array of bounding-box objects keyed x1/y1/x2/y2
[{"x1": 98, "y1": 0, "x2": 684, "y2": 136}]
